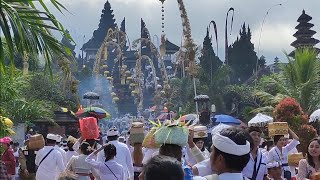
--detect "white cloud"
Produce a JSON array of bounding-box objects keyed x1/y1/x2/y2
[
  {"x1": 46, "y1": 0, "x2": 320, "y2": 64},
  {"x1": 251, "y1": 23, "x2": 295, "y2": 55},
  {"x1": 112, "y1": 0, "x2": 157, "y2": 6}
]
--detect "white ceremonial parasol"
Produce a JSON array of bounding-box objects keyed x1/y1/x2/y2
[
  {"x1": 211, "y1": 123, "x2": 232, "y2": 135},
  {"x1": 309, "y1": 109, "x2": 320, "y2": 123},
  {"x1": 248, "y1": 113, "x2": 273, "y2": 127}
]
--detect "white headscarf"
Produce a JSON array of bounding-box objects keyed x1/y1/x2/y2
[{"x1": 212, "y1": 133, "x2": 250, "y2": 156}]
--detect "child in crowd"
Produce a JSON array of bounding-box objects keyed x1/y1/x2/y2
[{"x1": 267, "y1": 161, "x2": 286, "y2": 180}]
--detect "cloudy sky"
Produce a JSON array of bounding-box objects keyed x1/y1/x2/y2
[{"x1": 48, "y1": 0, "x2": 320, "y2": 64}]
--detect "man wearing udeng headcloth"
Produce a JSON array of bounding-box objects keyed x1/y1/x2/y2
[{"x1": 194, "y1": 127, "x2": 251, "y2": 180}]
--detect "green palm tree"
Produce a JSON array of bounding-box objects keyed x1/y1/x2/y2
[
  {"x1": 0, "y1": 0, "x2": 72, "y2": 75},
  {"x1": 253, "y1": 48, "x2": 320, "y2": 114},
  {"x1": 283, "y1": 48, "x2": 320, "y2": 113}
]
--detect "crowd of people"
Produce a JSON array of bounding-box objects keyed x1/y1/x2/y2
[{"x1": 0, "y1": 122, "x2": 320, "y2": 180}]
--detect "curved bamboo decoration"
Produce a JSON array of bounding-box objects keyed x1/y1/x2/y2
[
  {"x1": 209, "y1": 20, "x2": 219, "y2": 57},
  {"x1": 132, "y1": 27, "x2": 170, "y2": 114},
  {"x1": 141, "y1": 27, "x2": 169, "y2": 85},
  {"x1": 132, "y1": 37, "x2": 169, "y2": 84},
  {"x1": 134, "y1": 54, "x2": 159, "y2": 114},
  {"x1": 93, "y1": 28, "x2": 124, "y2": 75},
  {"x1": 93, "y1": 27, "x2": 129, "y2": 110},
  {"x1": 225, "y1": 7, "x2": 234, "y2": 65}
]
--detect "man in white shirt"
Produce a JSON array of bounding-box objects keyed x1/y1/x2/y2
[
  {"x1": 97, "y1": 127, "x2": 134, "y2": 180},
  {"x1": 54, "y1": 134, "x2": 67, "y2": 166},
  {"x1": 35, "y1": 134, "x2": 65, "y2": 180},
  {"x1": 193, "y1": 158, "x2": 212, "y2": 177},
  {"x1": 242, "y1": 126, "x2": 268, "y2": 180},
  {"x1": 193, "y1": 127, "x2": 251, "y2": 180}
]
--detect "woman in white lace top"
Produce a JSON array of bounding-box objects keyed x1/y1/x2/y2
[{"x1": 297, "y1": 138, "x2": 320, "y2": 180}]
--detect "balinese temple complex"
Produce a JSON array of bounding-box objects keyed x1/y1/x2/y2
[
  {"x1": 290, "y1": 10, "x2": 319, "y2": 56},
  {"x1": 80, "y1": 0, "x2": 180, "y2": 116}
]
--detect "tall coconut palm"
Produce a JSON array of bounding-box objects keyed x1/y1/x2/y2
[{"x1": 0, "y1": 0, "x2": 72, "y2": 75}]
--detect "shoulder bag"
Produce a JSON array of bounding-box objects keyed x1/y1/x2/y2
[
  {"x1": 105, "y1": 163, "x2": 118, "y2": 180},
  {"x1": 39, "y1": 148, "x2": 54, "y2": 167}
]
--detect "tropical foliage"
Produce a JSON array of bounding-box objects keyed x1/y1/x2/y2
[
  {"x1": 282, "y1": 48, "x2": 320, "y2": 113},
  {"x1": 201, "y1": 47, "x2": 320, "y2": 122},
  {"x1": 0, "y1": 72, "x2": 77, "y2": 124},
  {"x1": 253, "y1": 48, "x2": 320, "y2": 115},
  {"x1": 0, "y1": 0, "x2": 79, "y2": 131},
  {"x1": 170, "y1": 77, "x2": 196, "y2": 114},
  {"x1": 0, "y1": 73, "x2": 53, "y2": 123},
  {"x1": 0, "y1": 0, "x2": 72, "y2": 75}
]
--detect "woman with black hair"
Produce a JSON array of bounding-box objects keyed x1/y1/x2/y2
[
  {"x1": 268, "y1": 128, "x2": 299, "y2": 180},
  {"x1": 261, "y1": 140, "x2": 275, "y2": 152},
  {"x1": 85, "y1": 143, "x2": 124, "y2": 180},
  {"x1": 159, "y1": 144, "x2": 183, "y2": 162},
  {"x1": 297, "y1": 138, "x2": 320, "y2": 180},
  {"x1": 193, "y1": 138, "x2": 210, "y2": 156},
  {"x1": 66, "y1": 142, "x2": 94, "y2": 180},
  {"x1": 141, "y1": 155, "x2": 184, "y2": 180},
  {"x1": 72, "y1": 137, "x2": 102, "y2": 154}
]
